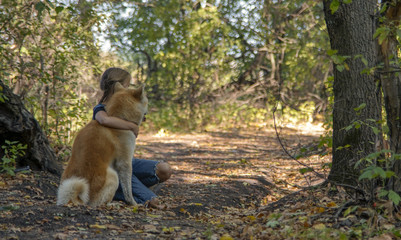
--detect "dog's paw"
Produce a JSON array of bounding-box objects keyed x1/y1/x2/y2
[{"x1": 127, "y1": 199, "x2": 137, "y2": 206}]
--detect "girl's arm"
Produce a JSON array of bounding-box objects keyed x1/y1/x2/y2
[{"x1": 95, "y1": 111, "x2": 139, "y2": 137}]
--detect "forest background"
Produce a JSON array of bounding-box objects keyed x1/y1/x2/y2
[
  {"x1": 0, "y1": 0, "x2": 329, "y2": 150},
  {"x1": 2, "y1": 0, "x2": 401, "y2": 239}
]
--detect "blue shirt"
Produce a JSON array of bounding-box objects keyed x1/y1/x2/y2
[{"x1": 92, "y1": 104, "x2": 106, "y2": 120}]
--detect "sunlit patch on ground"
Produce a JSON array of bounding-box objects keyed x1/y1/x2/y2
[{"x1": 138, "y1": 121, "x2": 330, "y2": 206}]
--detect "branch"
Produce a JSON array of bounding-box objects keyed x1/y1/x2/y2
[{"x1": 272, "y1": 104, "x2": 325, "y2": 179}]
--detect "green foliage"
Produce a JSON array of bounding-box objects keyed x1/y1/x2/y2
[
  {"x1": 327, "y1": 49, "x2": 351, "y2": 72},
  {"x1": 0, "y1": 85, "x2": 9, "y2": 103},
  {"x1": 378, "y1": 189, "x2": 401, "y2": 205},
  {"x1": 374, "y1": 27, "x2": 391, "y2": 45},
  {"x1": 341, "y1": 103, "x2": 401, "y2": 205},
  {"x1": 356, "y1": 149, "x2": 401, "y2": 205},
  {"x1": 0, "y1": 0, "x2": 103, "y2": 148},
  {"x1": 146, "y1": 101, "x2": 270, "y2": 132},
  {"x1": 1, "y1": 140, "x2": 27, "y2": 176},
  {"x1": 107, "y1": 0, "x2": 329, "y2": 117},
  {"x1": 1, "y1": 1, "x2": 332, "y2": 165},
  {"x1": 299, "y1": 167, "x2": 313, "y2": 174},
  {"x1": 109, "y1": 0, "x2": 237, "y2": 113}
]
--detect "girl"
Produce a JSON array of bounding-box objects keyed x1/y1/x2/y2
[{"x1": 93, "y1": 67, "x2": 172, "y2": 208}]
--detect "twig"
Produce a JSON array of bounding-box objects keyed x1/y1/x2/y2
[
  {"x1": 272, "y1": 104, "x2": 325, "y2": 179},
  {"x1": 334, "y1": 200, "x2": 354, "y2": 218}
]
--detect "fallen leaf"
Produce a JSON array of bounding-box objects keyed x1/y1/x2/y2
[
  {"x1": 247, "y1": 215, "x2": 256, "y2": 221},
  {"x1": 90, "y1": 224, "x2": 107, "y2": 229},
  {"x1": 143, "y1": 224, "x2": 158, "y2": 233},
  {"x1": 105, "y1": 224, "x2": 121, "y2": 230},
  {"x1": 326, "y1": 202, "x2": 337, "y2": 207},
  {"x1": 313, "y1": 223, "x2": 326, "y2": 230},
  {"x1": 162, "y1": 226, "x2": 175, "y2": 233},
  {"x1": 220, "y1": 233, "x2": 234, "y2": 240},
  {"x1": 53, "y1": 233, "x2": 69, "y2": 240},
  {"x1": 190, "y1": 203, "x2": 203, "y2": 206}
]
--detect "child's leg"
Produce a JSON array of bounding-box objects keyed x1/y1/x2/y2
[
  {"x1": 132, "y1": 159, "x2": 172, "y2": 187},
  {"x1": 113, "y1": 173, "x2": 157, "y2": 204}
]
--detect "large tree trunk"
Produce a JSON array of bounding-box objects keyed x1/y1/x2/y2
[
  {"x1": 323, "y1": 0, "x2": 382, "y2": 188},
  {"x1": 0, "y1": 80, "x2": 61, "y2": 175}
]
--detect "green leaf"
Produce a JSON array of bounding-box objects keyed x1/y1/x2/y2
[
  {"x1": 388, "y1": 190, "x2": 401, "y2": 205},
  {"x1": 343, "y1": 0, "x2": 352, "y2": 4},
  {"x1": 359, "y1": 169, "x2": 374, "y2": 180},
  {"x1": 378, "y1": 189, "x2": 389, "y2": 198},
  {"x1": 374, "y1": 167, "x2": 386, "y2": 178},
  {"x1": 371, "y1": 127, "x2": 379, "y2": 135},
  {"x1": 361, "y1": 57, "x2": 368, "y2": 66},
  {"x1": 373, "y1": 27, "x2": 385, "y2": 39},
  {"x1": 374, "y1": 27, "x2": 390, "y2": 44},
  {"x1": 396, "y1": 29, "x2": 401, "y2": 40},
  {"x1": 327, "y1": 49, "x2": 338, "y2": 56},
  {"x1": 299, "y1": 167, "x2": 313, "y2": 174},
  {"x1": 55, "y1": 6, "x2": 64, "y2": 14},
  {"x1": 330, "y1": 0, "x2": 340, "y2": 14},
  {"x1": 343, "y1": 206, "x2": 357, "y2": 217},
  {"x1": 385, "y1": 171, "x2": 396, "y2": 178},
  {"x1": 354, "y1": 103, "x2": 366, "y2": 111},
  {"x1": 35, "y1": 2, "x2": 46, "y2": 19},
  {"x1": 6, "y1": 169, "x2": 15, "y2": 176},
  {"x1": 2, "y1": 158, "x2": 11, "y2": 164},
  {"x1": 336, "y1": 65, "x2": 344, "y2": 72},
  {"x1": 266, "y1": 220, "x2": 280, "y2": 228},
  {"x1": 378, "y1": 30, "x2": 389, "y2": 44},
  {"x1": 345, "y1": 125, "x2": 353, "y2": 131}
]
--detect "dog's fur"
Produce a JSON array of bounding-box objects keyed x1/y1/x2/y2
[{"x1": 57, "y1": 83, "x2": 148, "y2": 206}]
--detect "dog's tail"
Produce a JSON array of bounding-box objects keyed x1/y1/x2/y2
[{"x1": 56, "y1": 177, "x2": 89, "y2": 206}]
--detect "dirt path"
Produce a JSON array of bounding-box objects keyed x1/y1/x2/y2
[{"x1": 0, "y1": 123, "x2": 329, "y2": 239}]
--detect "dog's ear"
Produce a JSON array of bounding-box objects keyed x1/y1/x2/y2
[
  {"x1": 132, "y1": 84, "x2": 146, "y2": 101},
  {"x1": 114, "y1": 82, "x2": 124, "y2": 93}
]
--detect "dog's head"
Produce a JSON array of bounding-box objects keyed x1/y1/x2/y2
[{"x1": 106, "y1": 82, "x2": 148, "y2": 126}]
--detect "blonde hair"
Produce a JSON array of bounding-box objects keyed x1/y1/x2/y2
[{"x1": 99, "y1": 67, "x2": 131, "y2": 104}]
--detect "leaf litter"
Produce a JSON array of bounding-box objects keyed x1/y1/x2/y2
[{"x1": 0, "y1": 124, "x2": 400, "y2": 239}]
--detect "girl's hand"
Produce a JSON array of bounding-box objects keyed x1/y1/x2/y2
[{"x1": 130, "y1": 123, "x2": 139, "y2": 137}]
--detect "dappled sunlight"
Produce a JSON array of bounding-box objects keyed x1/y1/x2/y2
[
  {"x1": 281, "y1": 122, "x2": 325, "y2": 136},
  {"x1": 136, "y1": 123, "x2": 330, "y2": 205}
]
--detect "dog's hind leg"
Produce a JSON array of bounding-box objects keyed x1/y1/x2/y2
[{"x1": 90, "y1": 167, "x2": 119, "y2": 206}]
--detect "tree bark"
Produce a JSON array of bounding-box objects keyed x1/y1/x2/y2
[
  {"x1": 0, "y1": 80, "x2": 61, "y2": 175},
  {"x1": 323, "y1": 0, "x2": 382, "y2": 187}
]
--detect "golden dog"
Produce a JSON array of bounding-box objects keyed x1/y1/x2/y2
[{"x1": 57, "y1": 83, "x2": 148, "y2": 206}]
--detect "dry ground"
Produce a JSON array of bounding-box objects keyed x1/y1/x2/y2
[{"x1": 3, "y1": 123, "x2": 396, "y2": 239}]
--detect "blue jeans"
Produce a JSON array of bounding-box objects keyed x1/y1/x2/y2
[{"x1": 113, "y1": 158, "x2": 160, "y2": 204}]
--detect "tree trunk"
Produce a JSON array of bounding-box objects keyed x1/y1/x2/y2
[
  {"x1": 323, "y1": 0, "x2": 382, "y2": 187},
  {"x1": 378, "y1": 1, "x2": 401, "y2": 192},
  {"x1": 0, "y1": 80, "x2": 61, "y2": 175}
]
